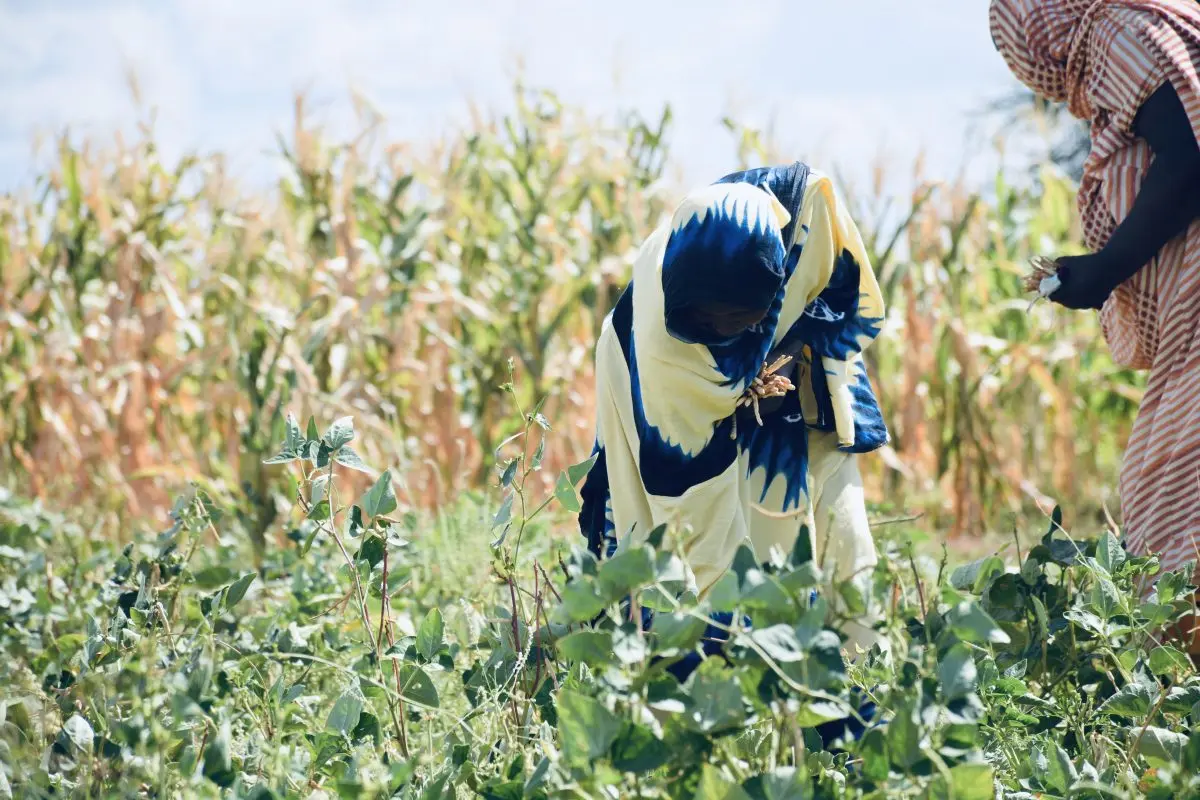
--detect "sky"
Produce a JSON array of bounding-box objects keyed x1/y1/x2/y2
[{"x1": 0, "y1": 0, "x2": 1027, "y2": 195}]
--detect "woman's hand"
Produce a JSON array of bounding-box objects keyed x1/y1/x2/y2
[
  {"x1": 1047, "y1": 254, "x2": 1115, "y2": 310},
  {"x1": 753, "y1": 359, "x2": 797, "y2": 417},
  {"x1": 738, "y1": 356, "x2": 795, "y2": 424}
]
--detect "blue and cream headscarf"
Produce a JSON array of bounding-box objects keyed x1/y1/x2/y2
[{"x1": 661, "y1": 182, "x2": 790, "y2": 348}]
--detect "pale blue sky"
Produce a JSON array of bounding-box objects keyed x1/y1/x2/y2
[{"x1": 0, "y1": 1, "x2": 1025, "y2": 194}]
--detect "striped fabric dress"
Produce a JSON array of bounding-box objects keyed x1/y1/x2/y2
[{"x1": 990, "y1": 0, "x2": 1200, "y2": 578}]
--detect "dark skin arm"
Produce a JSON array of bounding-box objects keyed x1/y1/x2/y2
[{"x1": 1051, "y1": 80, "x2": 1200, "y2": 310}]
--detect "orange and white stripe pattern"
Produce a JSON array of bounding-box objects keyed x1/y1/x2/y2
[{"x1": 991, "y1": 0, "x2": 1200, "y2": 579}]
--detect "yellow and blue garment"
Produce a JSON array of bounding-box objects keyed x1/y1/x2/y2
[{"x1": 579, "y1": 162, "x2": 888, "y2": 593}]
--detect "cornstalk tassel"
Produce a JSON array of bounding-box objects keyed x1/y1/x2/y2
[
  {"x1": 1024, "y1": 255, "x2": 1062, "y2": 313},
  {"x1": 732, "y1": 355, "x2": 795, "y2": 439}
]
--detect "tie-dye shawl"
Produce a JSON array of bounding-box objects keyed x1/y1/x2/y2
[{"x1": 579, "y1": 162, "x2": 888, "y2": 569}]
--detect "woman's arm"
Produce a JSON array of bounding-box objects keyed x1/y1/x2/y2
[{"x1": 1052, "y1": 81, "x2": 1200, "y2": 310}]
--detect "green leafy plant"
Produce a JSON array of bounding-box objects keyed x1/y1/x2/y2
[{"x1": 4, "y1": 397, "x2": 1196, "y2": 797}]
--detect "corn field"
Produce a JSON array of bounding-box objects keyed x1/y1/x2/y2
[{"x1": 0, "y1": 84, "x2": 1143, "y2": 550}]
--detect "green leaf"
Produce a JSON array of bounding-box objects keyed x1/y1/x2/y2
[
  {"x1": 531, "y1": 437, "x2": 546, "y2": 470},
  {"x1": 792, "y1": 700, "x2": 849, "y2": 728},
  {"x1": 334, "y1": 446, "x2": 372, "y2": 473},
  {"x1": 1088, "y1": 570, "x2": 1122, "y2": 619},
  {"x1": 1064, "y1": 607, "x2": 1111, "y2": 637},
  {"x1": 265, "y1": 415, "x2": 303, "y2": 463},
  {"x1": 1164, "y1": 683, "x2": 1200, "y2": 714},
  {"x1": 480, "y1": 781, "x2": 524, "y2": 800},
  {"x1": 192, "y1": 566, "x2": 237, "y2": 588},
  {"x1": 947, "y1": 601, "x2": 1010, "y2": 645},
  {"x1": 1031, "y1": 595, "x2": 1050, "y2": 640},
  {"x1": 557, "y1": 630, "x2": 615, "y2": 666},
  {"x1": 202, "y1": 719, "x2": 235, "y2": 787},
  {"x1": 1098, "y1": 680, "x2": 1155, "y2": 717},
  {"x1": 938, "y1": 644, "x2": 978, "y2": 701},
  {"x1": 1042, "y1": 535, "x2": 1083, "y2": 566},
  {"x1": 949, "y1": 763, "x2": 994, "y2": 800},
  {"x1": 930, "y1": 763, "x2": 995, "y2": 800},
  {"x1": 559, "y1": 578, "x2": 607, "y2": 623},
  {"x1": 695, "y1": 764, "x2": 751, "y2": 800},
  {"x1": 383, "y1": 636, "x2": 415, "y2": 659},
  {"x1": 887, "y1": 702, "x2": 923, "y2": 769},
  {"x1": 326, "y1": 689, "x2": 364, "y2": 735},
  {"x1": 612, "y1": 625, "x2": 649, "y2": 666},
  {"x1": 949, "y1": 555, "x2": 1005, "y2": 592},
  {"x1": 322, "y1": 416, "x2": 355, "y2": 451},
  {"x1": 982, "y1": 573, "x2": 1025, "y2": 622},
  {"x1": 306, "y1": 416, "x2": 320, "y2": 442},
  {"x1": 263, "y1": 449, "x2": 299, "y2": 465},
  {"x1": 708, "y1": 572, "x2": 741, "y2": 613},
  {"x1": 201, "y1": 588, "x2": 228, "y2": 620},
  {"x1": 1136, "y1": 726, "x2": 1189, "y2": 767},
  {"x1": 566, "y1": 453, "x2": 599, "y2": 486},
  {"x1": 1149, "y1": 645, "x2": 1191, "y2": 677},
  {"x1": 654, "y1": 551, "x2": 689, "y2": 596},
  {"x1": 492, "y1": 491, "x2": 514, "y2": 530},
  {"x1": 361, "y1": 470, "x2": 397, "y2": 519},
  {"x1": 596, "y1": 547, "x2": 655, "y2": 599},
  {"x1": 556, "y1": 689, "x2": 621, "y2": 764},
  {"x1": 397, "y1": 665, "x2": 439, "y2": 708},
  {"x1": 1042, "y1": 742, "x2": 1076, "y2": 793},
  {"x1": 1157, "y1": 569, "x2": 1190, "y2": 605},
  {"x1": 285, "y1": 413, "x2": 304, "y2": 452},
  {"x1": 352, "y1": 710, "x2": 381, "y2": 745},
  {"x1": 224, "y1": 572, "x2": 256, "y2": 611},
  {"x1": 525, "y1": 757, "x2": 551, "y2": 795},
  {"x1": 1187, "y1": 729, "x2": 1200, "y2": 771},
  {"x1": 858, "y1": 727, "x2": 889, "y2": 782},
  {"x1": 1048, "y1": 505, "x2": 1063, "y2": 532},
  {"x1": 1096, "y1": 531, "x2": 1126, "y2": 574},
  {"x1": 744, "y1": 625, "x2": 805, "y2": 664},
  {"x1": 500, "y1": 459, "x2": 519, "y2": 488},
  {"x1": 837, "y1": 579, "x2": 868, "y2": 615},
  {"x1": 311, "y1": 473, "x2": 331, "y2": 504},
  {"x1": 789, "y1": 526, "x2": 814, "y2": 567},
  {"x1": 59, "y1": 714, "x2": 94, "y2": 754},
  {"x1": 1139, "y1": 602, "x2": 1176, "y2": 629},
  {"x1": 306, "y1": 499, "x2": 331, "y2": 522},
  {"x1": 356, "y1": 534, "x2": 386, "y2": 568},
  {"x1": 345, "y1": 505, "x2": 365, "y2": 538},
  {"x1": 416, "y1": 608, "x2": 444, "y2": 661},
  {"x1": 741, "y1": 574, "x2": 794, "y2": 618},
  {"x1": 651, "y1": 611, "x2": 707, "y2": 652},
  {"x1": 609, "y1": 721, "x2": 669, "y2": 774},
  {"x1": 686, "y1": 670, "x2": 746, "y2": 734},
  {"x1": 281, "y1": 683, "x2": 306, "y2": 706},
  {"x1": 742, "y1": 767, "x2": 808, "y2": 800},
  {"x1": 646, "y1": 523, "x2": 667, "y2": 550},
  {"x1": 553, "y1": 471, "x2": 582, "y2": 514},
  {"x1": 779, "y1": 562, "x2": 823, "y2": 596}
]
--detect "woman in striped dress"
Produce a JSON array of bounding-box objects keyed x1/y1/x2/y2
[{"x1": 990, "y1": 0, "x2": 1200, "y2": 646}]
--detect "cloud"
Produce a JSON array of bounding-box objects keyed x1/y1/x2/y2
[{"x1": 0, "y1": 0, "x2": 1021, "y2": 192}]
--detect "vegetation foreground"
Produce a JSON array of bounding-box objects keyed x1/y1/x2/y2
[{"x1": 2, "y1": 409, "x2": 1199, "y2": 799}]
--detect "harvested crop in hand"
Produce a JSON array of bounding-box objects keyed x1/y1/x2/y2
[
  {"x1": 734, "y1": 355, "x2": 794, "y2": 432},
  {"x1": 1024, "y1": 256, "x2": 1062, "y2": 311}
]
